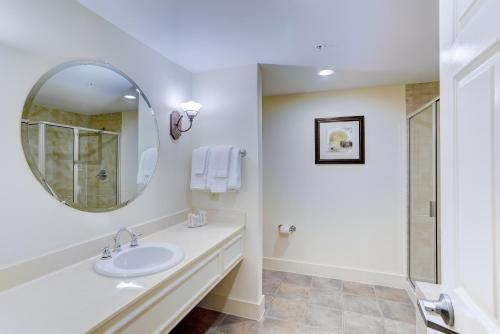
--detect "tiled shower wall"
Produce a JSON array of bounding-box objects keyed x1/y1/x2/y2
[
  {"x1": 22, "y1": 104, "x2": 122, "y2": 208},
  {"x1": 26, "y1": 104, "x2": 122, "y2": 131},
  {"x1": 405, "y1": 82, "x2": 439, "y2": 115}
]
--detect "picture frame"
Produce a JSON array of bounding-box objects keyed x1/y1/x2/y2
[{"x1": 315, "y1": 116, "x2": 365, "y2": 164}]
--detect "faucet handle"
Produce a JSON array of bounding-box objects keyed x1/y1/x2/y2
[
  {"x1": 130, "y1": 234, "x2": 142, "y2": 247},
  {"x1": 101, "y1": 246, "x2": 112, "y2": 259}
]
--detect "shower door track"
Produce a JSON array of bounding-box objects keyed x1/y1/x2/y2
[{"x1": 21, "y1": 119, "x2": 120, "y2": 135}]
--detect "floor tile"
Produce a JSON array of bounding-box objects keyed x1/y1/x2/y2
[
  {"x1": 342, "y1": 281, "x2": 375, "y2": 297},
  {"x1": 311, "y1": 277, "x2": 342, "y2": 292},
  {"x1": 300, "y1": 325, "x2": 342, "y2": 334},
  {"x1": 171, "y1": 307, "x2": 223, "y2": 334},
  {"x1": 176, "y1": 271, "x2": 420, "y2": 334},
  {"x1": 170, "y1": 323, "x2": 217, "y2": 334},
  {"x1": 264, "y1": 270, "x2": 285, "y2": 283},
  {"x1": 304, "y1": 304, "x2": 342, "y2": 330},
  {"x1": 384, "y1": 319, "x2": 416, "y2": 334},
  {"x1": 276, "y1": 282, "x2": 310, "y2": 301},
  {"x1": 344, "y1": 311, "x2": 386, "y2": 334},
  {"x1": 374, "y1": 286, "x2": 412, "y2": 304},
  {"x1": 342, "y1": 294, "x2": 381, "y2": 317},
  {"x1": 259, "y1": 317, "x2": 301, "y2": 334},
  {"x1": 283, "y1": 272, "x2": 313, "y2": 287},
  {"x1": 307, "y1": 288, "x2": 342, "y2": 310},
  {"x1": 214, "y1": 315, "x2": 259, "y2": 334},
  {"x1": 268, "y1": 297, "x2": 307, "y2": 322},
  {"x1": 379, "y1": 300, "x2": 416, "y2": 325},
  {"x1": 263, "y1": 280, "x2": 281, "y2": 296},
  {"x1": 265, "y1": 295, "x2": 274, "y2": 313}
]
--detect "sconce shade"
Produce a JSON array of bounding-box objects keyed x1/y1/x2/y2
[
  {"x1": 181, "y1": 101, "x2": 202, "y2": 113},
  {"x1": 185, "y1": 109, "x2": 198, "y2": 119}
]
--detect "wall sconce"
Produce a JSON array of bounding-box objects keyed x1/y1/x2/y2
[{"x1": 170, "y1": 101, "x2": 202, "y2": 140}]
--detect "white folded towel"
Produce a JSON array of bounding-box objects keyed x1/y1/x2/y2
[
  {"x1": 206, "y1": 146, "x2": 233, "y2": 193},
  {"x1": 190, "y1": 147, "x2": 210, "y2": 190},
  {"x1": 212, "y1": 145, "x2": 232, "y2": 177},
  {"x1": 192, "y1": 146, "x2": 209, "y2": 174},
  {"x1": 137, "y1": 147, "x2": 158, "y2": 187},
  {"x1": 228, "y1": 147, "x2": 242, "y2": 191}
]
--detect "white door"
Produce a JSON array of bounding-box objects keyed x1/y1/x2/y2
[{"x1": 439, "y1": 0, "x2": 500, "y2": 332}]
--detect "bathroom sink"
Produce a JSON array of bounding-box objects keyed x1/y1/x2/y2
[{"x1": 94, "y1": 243, "x2": 185, "y2": 278}]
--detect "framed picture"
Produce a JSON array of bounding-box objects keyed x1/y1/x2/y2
[{"x1": 315, "y1": 116, "x2": 365, "y2": 164}]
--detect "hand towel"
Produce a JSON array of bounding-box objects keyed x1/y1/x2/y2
[
  {"x1": 137, "y1": 147, "x2": 158, "y2": 187},
  {"x1": 206, "y1": 146, "x2": 233, "y2": 193},
  {"x1": 228, "y1": 147, "x2": 242, "y2": 191},
  {"x1": 212, "y1": 145, "x2": 232, "y2": 177},
  {"x1": 192, "y1": 146, "x2": 209, "y2": 174},
  {"x1": 190, "y1": 147, "x2": 210, "y2": 190}
]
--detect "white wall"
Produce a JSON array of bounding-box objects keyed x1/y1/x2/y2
[
  {"x1": 0, "y1": 0, "x2": 192, "y2": 267},
  {"x1": 120, "y1": 110, "x2": 138, "y2": 201},
  {"x1": 191, "y1": 65, "x2": 263, "y2": 315},
  {"x1": 138, "y1": 95, "x2": 157, "y2": 155},
  {"x1": 263, "y1": 86, "x2": 407, "y2": 286}
]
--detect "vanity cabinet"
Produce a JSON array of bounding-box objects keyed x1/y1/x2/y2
[{"x1": 92, "y1": 233, "x2": 244, "y2": 334}]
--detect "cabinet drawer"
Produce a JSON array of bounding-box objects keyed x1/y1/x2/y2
[{"x1": 221, "y1": 236, "x2": 243, "y2": 273}]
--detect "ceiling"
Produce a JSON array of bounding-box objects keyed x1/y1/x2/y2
[
  {"x1": 33, "y1": 65, "x2": 138, "y2": 115},
  {"x1": 79, "y1": 0, "x2": 439, "y2": 96}
]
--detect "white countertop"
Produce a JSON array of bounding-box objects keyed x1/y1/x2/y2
[{"x1": 0, "y1": 221, "x2": 244, "y2": 334}]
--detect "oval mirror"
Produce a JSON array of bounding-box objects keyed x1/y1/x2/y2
[{"x1": 20, "y1": 61, "x2": 159, "y2": 212}]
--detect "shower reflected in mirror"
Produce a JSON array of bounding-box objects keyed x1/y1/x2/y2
[{"x1": 20, "y1": 61, "x2": 159, "y2": 212}]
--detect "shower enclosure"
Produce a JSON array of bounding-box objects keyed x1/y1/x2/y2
[
  {"x1": 21, "y1": 120, "x2": 120, "y2": 210},
  {"x1": 408, "y1": 98, "x2": 440, "y2": 286}
]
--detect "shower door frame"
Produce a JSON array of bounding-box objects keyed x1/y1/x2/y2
[
  {"x1": 407, "y1": 97, "x2": 440, "y2": 288},
  {"x1": 22, "y1": 119, "x2": 121, "y2": 206}
]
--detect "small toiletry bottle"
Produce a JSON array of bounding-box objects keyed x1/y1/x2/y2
[
  {"x1": 199, "y1": 210, "x2": 208, "y2": 226},
  {"x1": 188, "y1": 213, "x2": 196, "y2": 228}
]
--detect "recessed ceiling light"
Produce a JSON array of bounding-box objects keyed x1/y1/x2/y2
[
  {"x1": 123, "y1": 94, "x2": 137, "y2": 100},
  {"x1": 318, "y1": 69, "x2": 335, "y2": 76}
]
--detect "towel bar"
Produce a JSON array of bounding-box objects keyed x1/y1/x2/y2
[{"x1": 239, "y1": 149, "x2": 247, "y2": 157}]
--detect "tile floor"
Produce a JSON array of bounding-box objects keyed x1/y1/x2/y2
[{"x1": 170, "y1": 270, "x2": 416, "y2": 334}]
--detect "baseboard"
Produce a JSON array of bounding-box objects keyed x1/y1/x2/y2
[
  {"x1": 264, "y1": 256, "x2": 406, "y2": 289},
  {"x1": 405, "y1": 279, "x2": 417, "y2": 307},
  {"x1": 199, "y1": 293, "x2": 265, "y2": 321}
]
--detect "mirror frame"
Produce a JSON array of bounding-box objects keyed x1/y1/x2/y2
[{"x1": 20, "y1": 60, "x2": 160, "y2": 212}]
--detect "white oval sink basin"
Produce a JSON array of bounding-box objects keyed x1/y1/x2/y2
[{"x1": 94, "y1": 243, "x2": 185, "y2": 278}]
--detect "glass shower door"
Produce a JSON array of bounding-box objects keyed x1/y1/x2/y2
[
  {"x1": 408, "y1": 101, "x2": 438, "y2": 285},
  {"x1": 76, "y1": 131, "x2": 119, "y2": 209},
  {"x1": 44, "y1": 125, "x2": 75, "y2": 204}
]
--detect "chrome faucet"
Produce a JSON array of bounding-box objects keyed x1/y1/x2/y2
[{"x1": 113, "y1": 227, "x2": 140, "y2": 252}]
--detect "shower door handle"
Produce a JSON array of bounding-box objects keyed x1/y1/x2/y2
[{"x1": 429, "y1": 200, "x2": 436, "y2": 218}]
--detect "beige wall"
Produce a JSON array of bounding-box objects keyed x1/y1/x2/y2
[
  {"x1": 263, "y1": 86, "x2": 407, "y2": 286},
  {"x1": 405, "y1": 82, "x2": 439, "y2": 115},
  {"x1": 0, "y1": 0, "x2": 192, "y2": 268}
]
